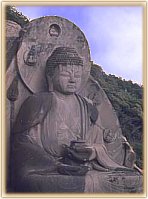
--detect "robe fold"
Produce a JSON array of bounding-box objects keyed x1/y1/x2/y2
[{"x1": 10, "y1": 92, "x2": 143, "y2": 193}]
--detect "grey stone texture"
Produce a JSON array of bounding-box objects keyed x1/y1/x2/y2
[{"x1": 6, "y1": 16, "x2": 143, "y2": 193}]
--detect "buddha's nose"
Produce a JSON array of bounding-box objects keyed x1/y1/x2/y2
[{"x1": 69, "y1": 74, "x2": 76, "y2": 83}]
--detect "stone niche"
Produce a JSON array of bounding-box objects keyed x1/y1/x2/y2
[{"x1": 6, "y1": 16, "x2": 143, "y2": 193}]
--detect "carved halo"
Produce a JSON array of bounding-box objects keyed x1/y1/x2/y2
[{"x1": 17, "y1": 16, "x2": 91, "y2": 93}]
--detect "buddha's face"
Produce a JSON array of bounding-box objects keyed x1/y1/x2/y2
[{"x1": 52, "y1": 64, "x2": 82, "y2": 94}]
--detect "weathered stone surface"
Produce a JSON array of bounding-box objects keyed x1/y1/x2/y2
[
  {"x1": 6, "y1": 16, "x2": 143, "y2": 193},
  {"x1": 6, "y1": 20, "x2": 21, "y2": 69},
  {"x1": 79, "y1": 76, "x2": 125, "y2": 164},
  {"x1": 17, "y1": 16, "x2": 91, "y2": 93}
]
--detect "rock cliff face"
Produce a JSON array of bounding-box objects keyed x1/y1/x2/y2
[
  {"x1": 6, "y1": 20, "x2": 22, "y2": 70},
  {"x1": 6, "y1": 6, "x2": 143, "y2": 168}
]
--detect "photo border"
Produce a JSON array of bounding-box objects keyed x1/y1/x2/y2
[{"x1": 1, "y1": 1, "x2": 147, "y2": 198}]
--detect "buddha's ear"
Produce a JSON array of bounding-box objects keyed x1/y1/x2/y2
[{"x1": 46, "y1": 75, "x2": 53, "y2": 92}]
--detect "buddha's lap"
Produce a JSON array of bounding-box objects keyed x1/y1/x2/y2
[{"x1": 11, "y1": 135, "x2": 143, "y2": 193}]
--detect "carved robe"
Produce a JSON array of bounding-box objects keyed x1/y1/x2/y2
[{"x1": 10, "y1": 92, "x2": 142, "y2": 192}]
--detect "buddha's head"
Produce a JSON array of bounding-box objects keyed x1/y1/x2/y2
[{"x1": 46, "y1": 47, "x2": 83, "y2": 94}]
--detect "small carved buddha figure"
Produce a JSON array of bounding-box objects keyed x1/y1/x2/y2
[
  {"x1": 49, "y1": 24, "x2": 60, "y2": 37},
  {"x1": 10, "y1": 47, "x2": 141, "y2": 192}
]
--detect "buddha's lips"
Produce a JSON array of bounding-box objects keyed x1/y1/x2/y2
[{"x1": 67, "y1": 85, "x2": 76, "y2": 88}]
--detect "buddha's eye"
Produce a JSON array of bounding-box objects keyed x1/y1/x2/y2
[{"x1": 60, "y1": 72, "x2": 70, "y2": 77}]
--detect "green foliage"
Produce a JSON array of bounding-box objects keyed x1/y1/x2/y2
[
  {"x1": 6, "y1": 6, "x2": 29, "y2": 27},
  {"x1": 91, "y1": 64, "x2": 143, "y2": 168}
]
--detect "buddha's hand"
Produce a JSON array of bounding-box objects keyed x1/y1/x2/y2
[{"x1": 64, "y1": 145, "x2": 96, "y2": 163}]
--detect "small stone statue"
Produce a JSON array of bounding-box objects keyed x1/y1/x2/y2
[{"x1": 10, "y1": 47, "x2": 142, "y2": 192}]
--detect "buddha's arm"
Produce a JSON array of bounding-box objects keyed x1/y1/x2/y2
[
  {"x1": 11, "y1": 128, "x2": 59, "y2": 192},
  {"x1": 11, "y1": 93, "x2": 57, "y2": 178},
  {"x1": 88, "y1": 124, "x2": 132, "y2": 170},
  {"x1": 12, "y1": 129, "x2": 58, "y2": 178}
]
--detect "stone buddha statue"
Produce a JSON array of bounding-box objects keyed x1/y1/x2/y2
[{"x1": 10, "y1": 47, "x2": 142, "y2": 193}]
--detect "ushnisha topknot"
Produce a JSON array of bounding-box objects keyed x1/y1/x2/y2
[{"x1": 46, "y1": 47, "x2": 83, "y2": 77}]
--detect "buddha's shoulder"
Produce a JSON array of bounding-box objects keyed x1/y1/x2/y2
[
  {"x1": 20, "y1": 92, "x2": 54, "y2": 115},
  {"x1": 13, "y1": 92, "x2": 53, "y2": 133},
  {"x1": 21, "y1": 92, "x2": 54, "y2": 109}
]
